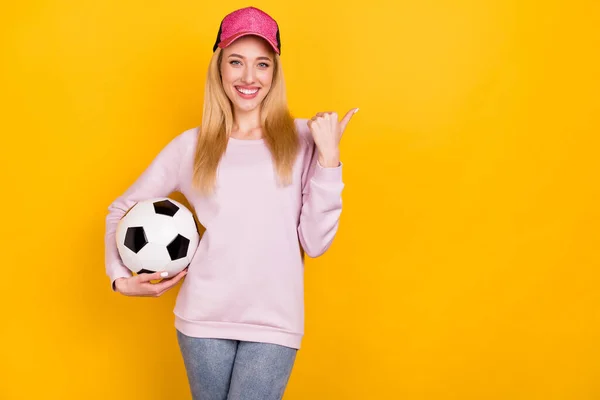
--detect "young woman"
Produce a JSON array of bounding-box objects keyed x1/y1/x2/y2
[{"x1": 104, "y1": 6, "x2": 357, "y2": 400}]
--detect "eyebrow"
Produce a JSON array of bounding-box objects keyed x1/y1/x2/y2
[{"x1": 228, "y1": 53, "x2": 272, "y2": 62}]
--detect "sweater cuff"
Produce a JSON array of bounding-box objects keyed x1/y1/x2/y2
[
  {"x1": 108, "y1": 265, "x2": 133, "y2": 292},
  {"x1": 313, "y1": 160, "x2": 343, "y2": 183}
]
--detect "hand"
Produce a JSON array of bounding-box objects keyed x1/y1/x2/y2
[
  {"x1": 307, "y1": 108, "x2": 358, "y2": 167},
  {"x1": 114, "y1": 268, "x2": 188, "y2": 297}
]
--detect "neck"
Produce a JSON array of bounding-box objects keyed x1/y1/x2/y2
[{"x1": 232, "y1": 108, "x2": 262, "y2": 134}]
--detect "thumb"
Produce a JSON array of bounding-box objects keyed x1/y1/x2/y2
[
  {"x1": 339, "y1": 108, "x2": 359, "y2": 134},
  {"x1": 138, "y1": 270, "x2": 169, "y2": 282}
]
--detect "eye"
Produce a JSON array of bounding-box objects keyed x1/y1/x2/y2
[
  {"x1": 230, "y1": 60, "x2": 242, "y2": 66},
  {"x1": 258, "y1": 62, "x2": 270, "y2": 68}
]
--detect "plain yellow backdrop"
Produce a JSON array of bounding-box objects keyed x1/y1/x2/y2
[{"x1": 1, "y1": 0, "x2": 599, "y2": 399}]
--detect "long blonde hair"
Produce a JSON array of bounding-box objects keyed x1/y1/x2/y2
[{"x1": 191, "y1": 47, "x2": 300, "y2": 196}]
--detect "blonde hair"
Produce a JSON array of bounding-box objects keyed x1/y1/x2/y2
[{"x1": 191, "y1": 47, "x2": 300, "y2": 196}]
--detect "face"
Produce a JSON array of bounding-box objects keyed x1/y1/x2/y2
[{"x1": 220, "y1": 36, "x2": 275, "y2": 115}]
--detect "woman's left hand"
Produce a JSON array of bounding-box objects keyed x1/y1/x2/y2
[{"x1": 307, "y1": 108, "x2": 358, "y2": 168}]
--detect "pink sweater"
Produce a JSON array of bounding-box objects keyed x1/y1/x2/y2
[{"x1": 104, "y1": 118, "x2": 344, "y2": 349}]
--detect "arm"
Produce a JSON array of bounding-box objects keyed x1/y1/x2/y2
[
  {"x1": 297, "y1": 139, "x2": 345, "y2": 258},
  {"x1": 104, "y1": 132, "x2": 187, "y2": 291}
]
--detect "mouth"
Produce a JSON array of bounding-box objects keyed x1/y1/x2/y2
[{"x1": 235, "y1": 86, "x2": 260, "y2": 99}]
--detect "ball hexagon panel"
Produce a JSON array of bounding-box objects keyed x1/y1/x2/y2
[
  {"x1": 165, "y1": 256, "x2": 192, "y2": 275},
  {"x1": 141, "y1": 214, "x2": 179, "y2": 246},
  {"x1": 173, "y1": 208, "x2": 198, "y2": 239},
  {"x1": 137, "y1": 242, "x2": 172, "y2": 272},
  {"x1": 124, "y1": 201, "x2": 156, "y2": 225},
  {"x1": 119, "y1": 246, "x2": 144, "y2": 273}
]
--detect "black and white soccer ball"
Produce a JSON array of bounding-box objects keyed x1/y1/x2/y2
[{"x1": 115, "y1": 197, "x2": 200, "y2": 275}]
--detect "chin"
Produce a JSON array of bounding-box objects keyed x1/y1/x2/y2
[
  {"x1": 232, "y1": 102, "x2": 258, "y2": 113},
  {"x1": 231, "y1": 98, "x2": 262, "y2": 113}
]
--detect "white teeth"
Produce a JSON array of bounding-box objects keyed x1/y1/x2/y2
[{"x1": 236, "y1": 87, "x2": 258, "y2": 95}]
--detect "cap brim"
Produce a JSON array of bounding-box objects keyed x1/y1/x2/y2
[{"x1": 218, "y1": 32, "x2": 280, "y2": 55}]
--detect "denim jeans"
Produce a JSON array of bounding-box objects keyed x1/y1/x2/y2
[{"x1": 176, "y1": 330, "x2": 297, "y2": 400}]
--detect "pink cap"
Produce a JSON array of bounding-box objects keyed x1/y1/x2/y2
[{"x1": 213, "y1": 7, "x2": 281, "y2": 55}]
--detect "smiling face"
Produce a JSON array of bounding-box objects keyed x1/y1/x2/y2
[{"x1": 220, "y1": 35, "x2": 275, "y2": 115}]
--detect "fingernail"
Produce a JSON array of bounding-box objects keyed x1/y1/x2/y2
[
  {"x1": 354, "y1": 108, "x2": 359, "y2": 114},
  {"x1": 160, "y1": 272, "x2": 169, "y2": 277}
]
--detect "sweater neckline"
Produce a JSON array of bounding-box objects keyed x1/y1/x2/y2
[{"x1": 228, "y1": 136, "x2": 265, "y2": 145}]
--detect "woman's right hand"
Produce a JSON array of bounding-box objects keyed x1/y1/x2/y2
[{"x1": 114, "y1": 268, "x2": 188, "y2": 297}]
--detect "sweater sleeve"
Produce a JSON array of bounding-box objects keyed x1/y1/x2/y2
[
  {"x1": 297, "y1": 123, "x2": 345, "y2": 258},
  {"x1": 104, "y1": 132, "x2": 187, "y2": 291}
]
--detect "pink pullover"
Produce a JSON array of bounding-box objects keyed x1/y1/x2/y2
[{"x1": 104, "y1": 118, "x2": 344, "y2": 349}]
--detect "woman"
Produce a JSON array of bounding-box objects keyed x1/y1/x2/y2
[{"x1": 104, "y1": 6, "x2": 357, "y2": 400}]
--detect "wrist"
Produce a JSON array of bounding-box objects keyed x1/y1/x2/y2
[
  {"x1": 114, "y1": 278, "x2": 126, "y2": 293},
  {"x1": 318, "y1": 150, "x2": 340, "y2": 168}
]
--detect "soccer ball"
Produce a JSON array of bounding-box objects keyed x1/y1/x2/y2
[{"x1": 115, "y1": 197, "x2": 200, "y2": 275}]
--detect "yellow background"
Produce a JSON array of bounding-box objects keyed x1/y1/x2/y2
[{"x1": 1, "y1": 0, "x2": 599, "y2": 399}]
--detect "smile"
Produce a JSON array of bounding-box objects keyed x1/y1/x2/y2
[
  {"x1": 236, "y1": 86, "x2": 259, "y2": 95},
  {"x1": 234, "y1": 86, "x2": 260, "y2": 100}
]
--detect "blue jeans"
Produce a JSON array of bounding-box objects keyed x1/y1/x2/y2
[{"x1": 176, "y1": 330, "x2": 297, "y2": 400}]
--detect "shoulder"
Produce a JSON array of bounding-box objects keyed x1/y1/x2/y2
[
  {"x1": 169, "y1": 126, "x2": 199, "y2": 151},
  {"x1": 159, "y1": 126, "x2": 199, "y2": 161},
  {"x1": 178, "y1": 126, "x2": 200, "y2": 144}
]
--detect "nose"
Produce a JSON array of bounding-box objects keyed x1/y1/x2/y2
[{"x1": 240, "y1": 65, "x2": 255, "y2": 84}]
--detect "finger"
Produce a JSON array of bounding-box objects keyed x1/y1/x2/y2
[
  {"x1": 154, "y1": 274, "x2": 187, "y2": 296},
  {"x1": 316, "y1": 112, "x2": 333, "y2": 118},
  {"x1": 138, "y1": 270, "x2": 169, "y2": 283},
  {"x1": 152, "y1": 268, "x2": 188, "y2": 294},
  {"x1": 339, "y1": 108, "x2": 359, "y2": 134}
]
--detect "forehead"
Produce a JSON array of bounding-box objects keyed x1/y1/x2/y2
[{"x1": 223, "y1": 36, "x2": 273, "y2": 58}]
